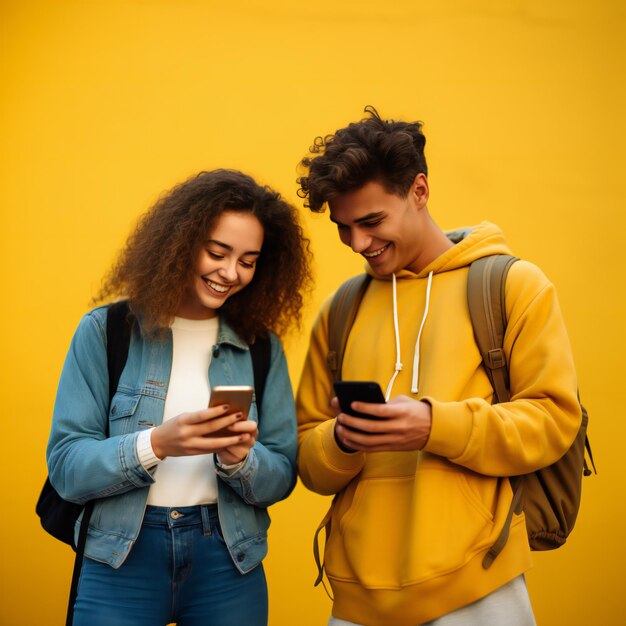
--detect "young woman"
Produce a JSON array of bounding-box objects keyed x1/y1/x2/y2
[{"x1": 46, "y1": 170, "x2": 312, "y2": 626}]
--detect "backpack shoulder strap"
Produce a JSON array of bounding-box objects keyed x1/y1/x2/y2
[
  {"x1": 67, "y1": 301, "x2": 133, "y2": 626},
  {"x1": 327, "y1": 273, "x2": 372, "y2": 383},
  {"x1": 467, "y1": 254, "x2": 518, "y2": 404},
  {"x1": 250, "y1": 335, "x2": 272, "y2": 421},
  {"x1": 106, "y1": 300, "x2": 133, "y2": 407},
  {"x1": 467, "y1": 254, "x2": 522, "y2": 569}
]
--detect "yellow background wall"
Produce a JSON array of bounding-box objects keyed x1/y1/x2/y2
[{"x1": 1, "y1": 1, "x2": 624, "y2": 624}]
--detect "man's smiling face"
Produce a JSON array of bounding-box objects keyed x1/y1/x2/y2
[{"x1": 328, "y1": 175, "x2": 431, "y2": 276}]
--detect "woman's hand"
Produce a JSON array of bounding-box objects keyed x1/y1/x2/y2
[
  {"x1": 151, "y1": 405, "x2": 252, "y2": 459},
  {"x1": 216, "y1": 419, "x2": 258, "y2": 466}
]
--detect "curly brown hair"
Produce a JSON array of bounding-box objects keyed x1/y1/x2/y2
[
  {"x1": 297, "y1": 106, "x2": 428, "y2": 212},
  {"x1": 97, "y1": 170, "x2": 313, "y2": 341}
]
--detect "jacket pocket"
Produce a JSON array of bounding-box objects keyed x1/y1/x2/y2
[
  {"x1": 325, "y1": 468, "x2": 497, "y2": 588},
  {"x1": 108, "y1": 392, "x2": 142, "y2": 434}
]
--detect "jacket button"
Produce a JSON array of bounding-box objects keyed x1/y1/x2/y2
[
  {"x1": 237, "y1": 554, "x2": 245, "y2": 562},
  {"x1": 111, "y1": 405, "x2": 117, "y2": 415}
]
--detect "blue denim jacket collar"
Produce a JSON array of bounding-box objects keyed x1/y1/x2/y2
[{"x1": 216, "y1": 317, "x2": 249, "y2": 351}]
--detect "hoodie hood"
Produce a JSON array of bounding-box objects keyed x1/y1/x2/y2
[
  {"x1": 361, "y1": 222, "x2": 513, "y2": 398},
  {"x1": 364, "y1": 221, "x2": 513, "y2": 281}
]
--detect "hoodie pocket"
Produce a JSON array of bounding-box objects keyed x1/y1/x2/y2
[{"x1": 325, "y1": 468, "x2": 496, "y2": 588}]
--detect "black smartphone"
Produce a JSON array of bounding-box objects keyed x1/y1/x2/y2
[
  {"x1": 209, "y1": 385, "x2": 254, "y2": 420},
  {"x1": 333, "y1": 381, "x2": 386, "y2": 419}
]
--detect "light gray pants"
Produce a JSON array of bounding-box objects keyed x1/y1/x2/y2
[{"x1": 328, "y1": 575, "x2": 536, "y2": 626}]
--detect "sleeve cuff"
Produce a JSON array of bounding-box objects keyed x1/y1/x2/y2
[
  {"x1": 321, "y1": 419, "x2": 366, "y2": 472},
  {"x1": 422, "y1": 397, "x2": 473, "y2": 460},
  {"x1": 215, "y1": 455, "x2": 247, "y2": 475},
  {"x1": 137, "y1": 428, "x2": 161, "y2": 470}
]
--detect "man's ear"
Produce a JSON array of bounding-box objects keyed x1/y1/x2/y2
[{"x1": 411, "y1": 173, "x2": 429, "y2": 208}]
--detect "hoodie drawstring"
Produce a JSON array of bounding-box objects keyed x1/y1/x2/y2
[
  {"x1": 384, "y1": 273, "x2": 404, "y2": 401},
  {"x1": 411, "y1": 271, "x2": 433, "y2": 394},
  {"x1": 385, "y1": 271, "x2": 434, "y2": 400}
]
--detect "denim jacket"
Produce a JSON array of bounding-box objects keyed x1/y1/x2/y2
[{"x1": 47, "y1": 305, "x2": 297, "y2": 573}]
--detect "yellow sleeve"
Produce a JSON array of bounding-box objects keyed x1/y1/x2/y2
[
  {"x1": 424, "y1": 260, "x2": 582, "y2": 476},
  {"x1": 296, "y1": 298, "x2": 366, "y2": 495}
]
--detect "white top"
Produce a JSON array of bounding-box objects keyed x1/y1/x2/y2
[{"x1": 138, "y1": 316, "x2": 220, "y2": 506}]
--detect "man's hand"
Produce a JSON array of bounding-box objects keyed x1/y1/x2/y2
[
  {"x1": 332, "y1": 395, "x2": 432, "y2": 452},
  {"x1": 151, "y1": 405, "x2": 255, "y2": 459}
]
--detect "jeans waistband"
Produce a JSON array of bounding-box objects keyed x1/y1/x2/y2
[{"x1": 143, "y1": 504, "x2": 218, "y2": 532}]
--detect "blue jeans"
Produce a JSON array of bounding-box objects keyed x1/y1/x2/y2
[{"x1": 73, "y1": 505, "x2": 268, "y2": 626}]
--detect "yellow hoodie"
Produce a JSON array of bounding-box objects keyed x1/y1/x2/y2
[{"x1": 296, "y1": 222, "x2": 582, "y2": 625}]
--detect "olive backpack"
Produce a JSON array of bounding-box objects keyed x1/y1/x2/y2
[{"x1": 326, "y1": 254, "x2": 595, "y2": 569}]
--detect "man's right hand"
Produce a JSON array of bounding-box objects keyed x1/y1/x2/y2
[{"x1": 332, "y1": 395, "x2": 432, "y2": 453}]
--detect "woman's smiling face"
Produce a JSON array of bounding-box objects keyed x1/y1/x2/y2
[{"x1": 177, "y1": 211, "x2": 264, "y2": 320}]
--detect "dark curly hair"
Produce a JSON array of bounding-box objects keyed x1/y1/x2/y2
[
  {"x1": 97, "y1": 169, "x2": 313, "y2": 341},
  {"x1": 297, "y1": 106, "x2": 428, "y2": 212}
]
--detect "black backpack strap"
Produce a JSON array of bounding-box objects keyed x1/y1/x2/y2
[
  {"x1": 327, "y1": 274, "x2": 372, "y2": 383},
  {"x1": 250, "y1": 335, "x2": 271, "y2": 421},
  {"x1": 65, "y1": 500, "x2": 93, "y2": 626},
  {"x1": 66, "y1": 301, "x2": 133, "y2": 626},
  {"x1": 107, "y1": 300, "x2": 133, "y2": 399}
]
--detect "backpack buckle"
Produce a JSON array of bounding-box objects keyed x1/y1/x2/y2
[{"x1": 487, "y1": 348, "x2": 506, "y2": 370}]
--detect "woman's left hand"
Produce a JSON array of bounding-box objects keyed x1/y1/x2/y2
[{"x1": 215, "y1": 419, "x2": 258, "y2": 465}]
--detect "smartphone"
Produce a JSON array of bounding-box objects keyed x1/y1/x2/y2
[
  {"x1": 333, "y1": 381, "x2": 386, "y2": 419},
  {"x1": 209, "y1": 385, "x2": 254, "y2": 420}
]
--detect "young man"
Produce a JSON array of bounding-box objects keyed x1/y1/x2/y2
[{"x1": 295, "y1": 107, "x2": 582, "y2": 626}]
